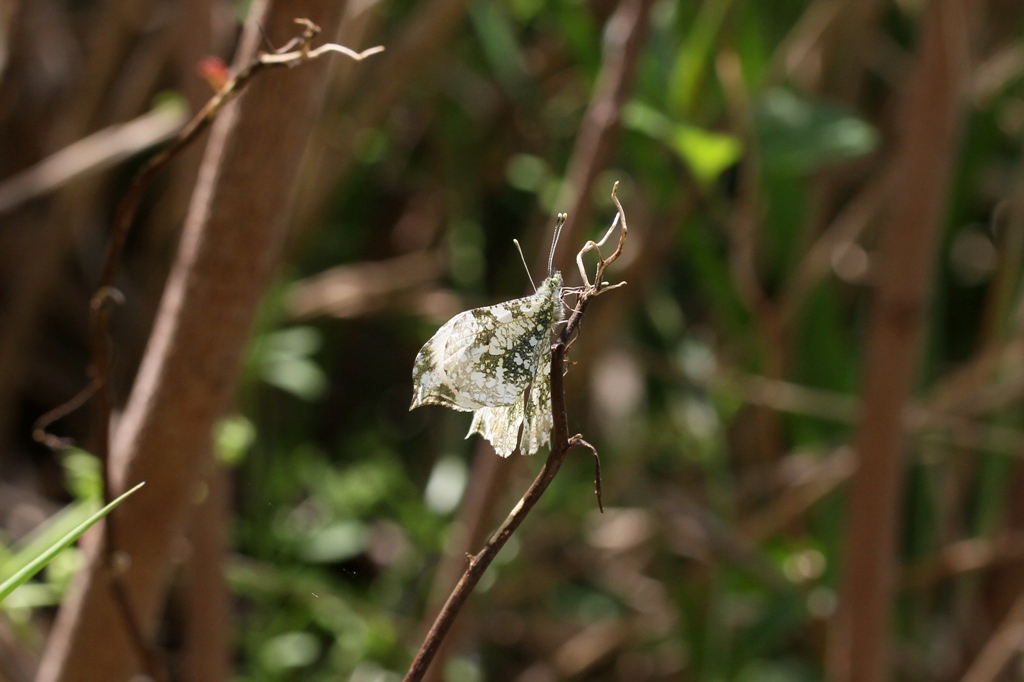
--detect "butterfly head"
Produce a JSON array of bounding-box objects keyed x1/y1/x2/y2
[{"x1": 538, "y1": 270, "x2": 562, "y2": 297}]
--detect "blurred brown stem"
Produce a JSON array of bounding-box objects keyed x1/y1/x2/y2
[
  {"x1": 0, "y1": 105, "x2": 186, "y2": 214},
  {"x1": 182, "y1": 466, "x2": 232, "y2": 682},
  {"x1": 836, "y1": 0, "x2": 971, "y2": 680},
  {"x1": 34, "y1": 4, "x2": 381, "y2": 681},
  {"x1": 959, "y1": 593, "x2": 1024, "y2": 682}
]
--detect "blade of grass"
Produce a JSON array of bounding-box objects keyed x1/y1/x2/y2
[
  {"x1": 0, "y1": 500, "x2": 95, "y2": 580},
  {"x1": 0, "y1": 482, "x2": 145, "y2": 602}
]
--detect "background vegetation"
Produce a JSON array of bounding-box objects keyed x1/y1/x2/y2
[{"x1": 0, "y1": 0, "x2": 1022, "y2": 681}]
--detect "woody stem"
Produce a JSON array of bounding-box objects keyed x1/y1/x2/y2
[{"x1": 402, "y1": 311, "x2": 582, "y2": 681}]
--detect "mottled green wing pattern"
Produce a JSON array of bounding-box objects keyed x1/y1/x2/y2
[
  {"x1": 411, "y1": 273, "x2": 562, "y2": 456},
  {"x1": 467, "y1": 401, "x2": 524, "y2": 457},
  {"x1": 520, "y1": 341, "x2": 553, "y2": 456}
]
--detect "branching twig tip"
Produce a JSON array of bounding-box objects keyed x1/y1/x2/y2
[{"x1": 569, "y1": 436, "x2": 604, "y2": 513}]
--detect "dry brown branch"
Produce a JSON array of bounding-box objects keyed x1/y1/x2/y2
[
  {"x1": 0, "y1": 1, "x2": 177, "y2": 451},
  {"x1": 85, "y1": 18, "x2": 381, "y2": 298},
  {"x1": 286, "y1": 250, "x2": 447, "y2": 319},
  {"x1": 416, "y1": 441, "x2": 513, "y2": 682},
  {"x1": 182, "y1": 467, "x2": 232, "y2": 682},
  {"x1": 289, "y1": 0, "x2": 473, "y2": 243},
  {"x1": 716, "y1": 47, "x2": 794, "y2": 468},
  {"x1": 972, "y1": 42, "x2": 1024, "y2": 105},
  {"x1": 669, "y1": 493, "x2": 792, "y2": 591},
  {"x1": 402, "y1": 186, "x2": 627, "y2": 682},
  {"x1": 902, "y1": 533, "x2": 1024, "y2": 591},
  {"x1": 544, "y1": 618, "x2": 629, "y2": 678},
  {"x1": 924, "y1": 151, "x2": 1024, "y2": 419},
  {"x1": 959, "y1": 593, "x2": 1024, "y2": 682},
  {"x1": 34, "y1": 3, "x2": 381, "y2": 681},
  {"x1": 716, "y1": 48, "x2": 767, "y2": 318},
  {"x1": 737, "y1": 447, "x2": 857, "y2": 543},
  {"x1": 765, "y1": 0, "x2": 845, "y2": 89},
  {"x1": 730, "y1": 374, "x2": 1024, "y2": 455},
  {"x1": 775, "y1": 166, "x2": 894, "y2": 330},
  {"x1": 0, "y1": 104, "x2": 186, "y2": 214},
  {"x1": 0, "y1": 613, "x2": 38, "y2": 682},
  {"x1": 836, "y1": 1, "x2": 972, "y2": 680}
]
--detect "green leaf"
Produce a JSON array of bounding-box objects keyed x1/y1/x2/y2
[
  {"x1": 623, "y1": 101, "x2": 673, "y2": 140},
  {"x1": 754, "y1": 88, "x2": 879, "y2": 174},
  {"x1": 215, "y1": 415, "x2": 256, "y2": 466},
  {"x1": 624, "y1": 102, "x2": 742, "y2": 186},
  {"x1": 668, "y1": 0, "x2": 736, "y2": 116},
  {"x1": 0, "y1": 482, "x2": 145, "y2": 603},
  {"x1": 668, "y1": 124, "x2": 742, "y2": 187},
  {"x1": 301, "y1": 521, "x2": 368, "y2": 563},
  {"x1": 0, "y1": 500, "x2": 95, "y2": 583},
  {"x1": 62, "y1": 449, "x2": 102, "y2": 501},
  {"x1": 469, "y1": 0, "x2": 528, "y2": 92},
  {"x1": 255, "y1": 327, "x2": 328, "y2": 401},
  {"x1": 260, "y1": 356, "x2": 328, "y2": 402}
]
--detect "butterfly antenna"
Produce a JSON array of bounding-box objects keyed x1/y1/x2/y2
[
  {"x1": 512, "y1": 239, "x2": 537, "y2": 292},
  {"x1": 548, "y1": 213, "x2": 566, "y2": 277}
]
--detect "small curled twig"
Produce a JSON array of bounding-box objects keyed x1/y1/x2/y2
[{"x1": 569, "y1": 435, "x2": 604, "y2": 512}]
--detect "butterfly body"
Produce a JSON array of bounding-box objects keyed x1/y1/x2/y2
[{"x1": 410, "y1": 272, "x2": 562, "y2": 456}]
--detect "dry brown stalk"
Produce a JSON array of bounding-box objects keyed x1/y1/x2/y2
[
  {"x1": 902, "y1": 533, "x2": 1024, "y2": 591},
  {"x1": 0, "y1": 105, "x2": 186, "y2": 214},
  {"x1": 286, "y1": 250, "x2": 447, "y2": 319},
  {"x1": 34, "y1": 4, "x2": 382, "y2": 681},
  {"x1": 959, "y1": 593, "x2": 1024, "y2": 682},
  {"x1": 835, "y1": 1, "x2": 972, "y2": 680},
  {"x1": 182, "y1": 468, "x2": 232, "y2": 682},
  {"x1": 775, "y1": 165, "x2": 895, "y2": 331}
]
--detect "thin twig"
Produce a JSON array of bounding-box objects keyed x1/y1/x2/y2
[
  {"x1": 775, "y1": 165, "x2": 895, "y2": 331},
  {"x1": 402, "y1": 185, "x2": 627, "y2": 682},
  {"x1": 959, "y1": 592, "x2": 1024, "y2": 682},
  {"x1": 34, "y1": 20, "x2": 383, "y2": 682},
  {"x1": 32, "y1": 380, "x2": 99, "y2": 449},
  {"x1": 569, "y1": 435, "x2": 604, "y2": 512}
]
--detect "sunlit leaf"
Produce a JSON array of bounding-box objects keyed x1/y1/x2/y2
[
  {"x1": 0, "y1": 482, "x2": 145, "y2": 603},
  {"x1": 755, "y1": 88, "x2": 879, "y2": 173},
  {"x1": 302, "y1": 521, "x2": 368, "y2": 563},
  {"x1": 624, "y1": 101, "x2": 742, "y2": 186},
  {"x1": 668, "y1": 0, "x2": 736, "y2": 115},
  {"x1": 668, "y1": 124, "x2": 743, "y2": 187}
]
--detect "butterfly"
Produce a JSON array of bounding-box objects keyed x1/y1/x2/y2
[{"x1": 410, "y1": 216, "x2": 567, "y2": 457}]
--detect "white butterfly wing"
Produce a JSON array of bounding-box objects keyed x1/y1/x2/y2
[
  {"x1": 411, "y1": 294, "x2": 548, "y2": 411},
  {"x1": 467, "y1": 402, "x2": 524, "y2": 457},
  {"x1": 519, "y1": 342, "x2": 553, "y2": 456},
  {"x1": 411, "y1": 273, "x2": 562, "y2": 456}
]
